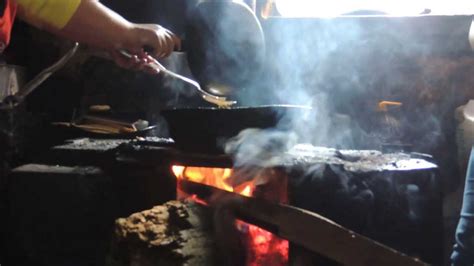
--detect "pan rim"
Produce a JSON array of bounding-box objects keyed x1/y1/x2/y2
[{"x1": 161, "y1": 104, "x2": 313, "y2": 112}]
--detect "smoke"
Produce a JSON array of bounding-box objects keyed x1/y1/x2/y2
[
  {"x1": 225, "y1": 128, "x2": 298, "y2": 168},
  {"x1": 159, "y1": 52, "x2": 201, "y2": 106},
  {"x1": 226, "y1": 17, "x2": 372, "y2": 161},
  {"x1": 238, "y1": 17, "x2": 395, "y2": 152},
  {"x1": 163, "y1": 5, "x2": 472, "y2": 157},
  {"x1": 225, "y1": 14, "x2": 474, "y2": 160},
  {"x1": 217, "y1": 14, "x2": 468, "y2": 256}
]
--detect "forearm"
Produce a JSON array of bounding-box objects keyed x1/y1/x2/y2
[
  {"x1": 57, "y1": 0, "x2": 135, "y2": 50},
  {"x1": 16, "y1": 0, "x2": 134, "y2": 51}
]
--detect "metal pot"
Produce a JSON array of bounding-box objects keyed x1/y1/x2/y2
[{"x1": 184, "y1": 0, "x2": 266, "y2": 95}]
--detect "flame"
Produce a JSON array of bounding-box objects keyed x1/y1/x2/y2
[
  {"x1": 171, "y1": 165, "x2": 185, "y2": 177},
  {"x1": 173, "y1": 165, "x2": 239, "y2": 194},
  {"x1": 240, "y1": 184, "x2": 253, "y2": 197}
]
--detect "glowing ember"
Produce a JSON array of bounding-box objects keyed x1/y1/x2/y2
[
  {"x1": 171, "y1": 165, "x2": 289, "y2": 266},
  {"x1": 248, "y1": 226, "x2": 288, "y2": 266},
  {"x1": 237, "y1": 220, "x2": 289, "y2": 266},
  {"x1": 189, "y1": 194, "x2": 208, "y2": 206}
]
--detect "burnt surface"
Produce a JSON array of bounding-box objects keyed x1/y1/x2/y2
[
  {"x1": 285, "y1": 145, "x2": 441, "y2": 265},
  {"x1": 37, "y1": 137, "x2": 173, "y2": 166},
  {"x1": 283, "y1": 145, "x2": 437, "y2": 171}
]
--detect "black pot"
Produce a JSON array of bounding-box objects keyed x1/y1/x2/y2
[
  {"x1": 184, "y1": 0, "x2": 265, "y2": 94},
  {"x1": 161, "y1": 105, "x2": 312, "y2": 154}
]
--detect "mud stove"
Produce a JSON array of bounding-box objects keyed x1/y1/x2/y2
[{"x1": 5, "y1": 137, "x2": 442, "y2": 266}]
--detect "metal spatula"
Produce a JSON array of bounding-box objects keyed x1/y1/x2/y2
[{"x1": 119, "y1": 50, "x2": 236, "y2": 108}]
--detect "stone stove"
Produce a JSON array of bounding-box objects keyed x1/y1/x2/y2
[{"x1": 4, "y1": 138, "x2": 442, "y2": 266}]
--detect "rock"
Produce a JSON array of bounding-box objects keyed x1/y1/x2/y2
[{"x1": 108, "y1": 200, "x2": 217, "y2": 266}]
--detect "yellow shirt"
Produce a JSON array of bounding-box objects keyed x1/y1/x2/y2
[{"x1": 16, "y1": 0, "x2": 82, "y2": 29}]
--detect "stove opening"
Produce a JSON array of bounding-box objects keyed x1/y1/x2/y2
[{"x1": 172, "y1": 165, "x2": 289, "y2": 266}]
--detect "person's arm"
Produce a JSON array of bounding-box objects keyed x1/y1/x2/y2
[{"x1": 15, "y1": 0, "x2": 180, "y2": 68}]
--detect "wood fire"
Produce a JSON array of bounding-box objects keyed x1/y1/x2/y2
[
  {"x1": 172, "y1": 165, "x2": 256, "y2": 198},
  {"x1": 171, "y1": 165, "x2": 289, "y2": 266}
]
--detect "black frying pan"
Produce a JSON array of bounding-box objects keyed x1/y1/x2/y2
[
  {"x1": 161, "y1": 105, "x2": 312, "y2": 154},
  {"x1": 184, "y1": 0, "x2": 265, "y2": 94}
]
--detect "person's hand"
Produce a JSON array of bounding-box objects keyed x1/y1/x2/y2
[
  {"x1": 130, "y1": 24, "x2": 181, "y2": 58},
  {"x1": 110, "y1": 23, "x2": 181, "y2": 73},
  {"x1": 110, "y1": 49, "x2": 159, "y2": 74}
]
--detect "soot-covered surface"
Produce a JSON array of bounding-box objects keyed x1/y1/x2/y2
[{"x1": 283, "y1": 145, "x2": 441, "y2": 265}]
